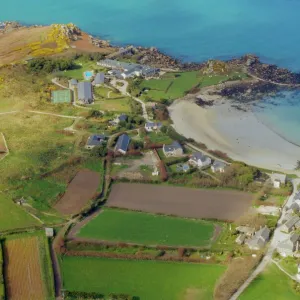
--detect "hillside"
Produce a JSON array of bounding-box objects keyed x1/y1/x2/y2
[{"x1": 0, "y1": 23, "x2": 113, "y2": 66}]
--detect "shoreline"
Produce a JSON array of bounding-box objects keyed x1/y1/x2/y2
[
  {"x1": 2, "y1": 21, "x2": 300, "y2": 84},
  {"x1": 169, "y1": 98, "x2": 300, "y2": 173}
]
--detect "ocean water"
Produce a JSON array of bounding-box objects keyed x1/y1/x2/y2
[
  {"x1": 2, "y1": 0, "x2": 300, "y2": 71},
  {"x1": 253, "y1": 90, "x2": 300, "y2": 146},
  {"x1": 2, "y1": 0, "x2": 300, "y2": 146}
]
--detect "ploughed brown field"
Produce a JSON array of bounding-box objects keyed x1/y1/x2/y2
[
  {"x1": 5, "y1": 237, "x2": 45, "y2": 300},
  {"x1": 55, "y1": 169, "x2": 100, "y2": 215},
  {"x1": 107, "y1": 183, "x2": 253, "y2": 221}
]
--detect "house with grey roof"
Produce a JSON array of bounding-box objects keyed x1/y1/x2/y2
[
  {"x1": 93, "y1": 73, "x2": 105, "y2": 86},
  {"x1": 97, "y1": 59, "x2": 159, "y2": 79},
  {"x1": 211, "y1": 160, "x2": 227, "y2": 173},
  {"x1": 189, "y1": 152, "x2": 211, "y2": 168},
  {"x1": 115, "y1": 134, "x2": 130, "y2": 155},
  {"x1": 289, "y1": 200, "x2": 300, "y2": 212},
  {"x1": 85, "y1": 134, "x2": 106, "y2": 150},
  {"x1": 281, "y1": 215, "x2": 300, "y2": 233},
  {"x1": 77, "y1": 82, "x2": 93, "y2": 104},
  {"x1": 236, "y1": 234, "x2": 246, "y2": 245},
  {"x1": 163, "y1": 141, "x2": 183, "y2": 157},
  {"x1": 145, "y1": 122, "x2": 162, "y2": 132},
  {"x1": 69, "y1": 78, "x2": 78, "y2": 89},
  {"x1": 270, "y1": 173, "x2": 287, "y2": 188},
  {"x1": 246, "y1": 226, "x2": 271, "y2": 250},
  {"x1": 277, "y1": 233, "x2": 300, "y2": 257}
]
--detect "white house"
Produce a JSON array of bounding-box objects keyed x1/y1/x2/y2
[
  {"x1": 211, "y1": 160, "x2": 227, "y2": 173},
  {"x1": 270, "y1": 173, "x2": 287, "y2": 188},
  {"x1": 145, "y1": 122, "x2": 162, "y2": 132},
  {"x1": 189, "y1": 152, "x2": 211, "y2": 168}
]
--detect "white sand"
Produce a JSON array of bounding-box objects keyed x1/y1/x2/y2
[{"x1": 169, "y1": 99, "x2": 300, "y2": 172}]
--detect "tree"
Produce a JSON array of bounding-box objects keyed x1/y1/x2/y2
[
  {"x1": 90, "y1": 143, "x2": 107, "y2": 157},
  {"x1": 296, "y1": 160, "x2": 300, "y2": 170}
]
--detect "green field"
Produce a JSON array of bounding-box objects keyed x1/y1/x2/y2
[
  {"x1": 0, "y1": 195, "x2": 40, "y2": 231},
  {"x1": 61, "y1": 256, "x2": 225, "y2": 300},
  {"x1": 78, "y1": 208, "x2": 216, "y2": 247},
  {"x1": 91, "y1": 97, "x2": 131, "y2": 113},
  {"x1": 240, "y1": 263, "x2": 299, "y2": 300},
  {"x1": 139, "y1": 71, "x2": 246, "y2": 101}
]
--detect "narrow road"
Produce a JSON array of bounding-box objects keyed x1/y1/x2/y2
[
  {"x1": 272, "y1": 259, "x2": 299, "y2": 281},
  {"x1": 0, "y1": 132, "x2": 9, "y2": 161},
  {"x1": 51, "y1": 78, "x2": 69, "y2": 89},
  {"x1": 230, "y1": 178, "x2": 300, "y2": 299},
  {"x1": 27, "y1": 110, "x2": 80, "y2": 119},
  {"x1": 110, "y1": 79, "x2": 150, "y2": 121},
  {"x1": 0, "y1": 110, "x2": 19, "y2": 116}
]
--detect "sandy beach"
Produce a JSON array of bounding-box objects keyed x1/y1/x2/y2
[{"x1": 169, "y1": 99, "x2": 300, "y2": 172}]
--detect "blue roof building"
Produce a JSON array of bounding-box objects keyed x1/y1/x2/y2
[
  {"x1": 85, "y1": 134, "x2": 106, "y2": 149},
  {"x1": 115, "y1": 134, "x2": 130, "y2": 155},
  {"x1": 78, "y1": 82, "x2": 93, "y2": 104}
]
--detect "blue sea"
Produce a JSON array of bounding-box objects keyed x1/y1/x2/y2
[{"x1": 2, "y1": 0, "x2": 300, "y2": 146}]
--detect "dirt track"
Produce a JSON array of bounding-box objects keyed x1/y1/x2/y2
[
  {"x1": 54, "y1": 169, "x2": 100, "y2": 215},
  {"x1": 107, "y1": 183, "x2": 253, "y2": 221}
]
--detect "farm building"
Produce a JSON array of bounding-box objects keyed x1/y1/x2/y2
[
  {"x1": 45, "y1": 227, "x2": 54, "y2": 237},
  {"x1": 93, "y1": 73, "x2": 105, "y2": 86},
  {"x1": 163, "y1": 141, "x2": 183, "y2": 157},
  {"x1": 78, "y1": 82, "x2": 93, "y2": 104},
  {"x1": 51, "y1": 90, "x2": 72, "y2": 104},
  {"x1": 245, "y1": 226, "x2": 270, "y2": 250},
  {"x1": 85, "y1": 134, "x2": 106, "y2": 150},
  {"x1": 115, "y1": 134, "x2": 130, "y2": 155},
  {"x1": 189, "y1": 152, "x2": 211, "y2": 168}
]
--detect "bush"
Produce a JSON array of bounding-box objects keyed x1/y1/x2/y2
[{"x1": 28, "y1": 57, "x2": 75, "y2": 73}]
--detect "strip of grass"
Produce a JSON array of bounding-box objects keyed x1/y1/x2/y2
[
  {"x1": 61, "y1": 256, "x2": 225, "y2": 300},
  {"x1": 0, "y1": 194, "x2": 40, "y2": 231},
  {"x1": 91, "y1": 97, "x2": 131, "y2": 113},
  {"x1": 139, "y1": 71, "x2": 246, "y2": 101},
  {"x1": 240, "y1": 263, "x2": 299, "y2": 300},
  {"x1": 78, "y1": 208, "x2": 215, "y2": 247}
]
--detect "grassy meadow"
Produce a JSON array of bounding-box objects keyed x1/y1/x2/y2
[
  {"x1": 138, "y1": 71, "x2": 247, "y2": 101},
  {"x1": 0, "y1": 194, "x2": 40, "y2": 231},
  {"x1": 240, "y1": 263, "x2": 299, "y2": 300},
  {"x1": 78, "y1": 208, "x2": 216, "y2": 247},
  {"x1": 0, "y1": 113, "x2": 77, "y2": 188},
  {"x1": 61, "y1": 256, "x2": 225, "y2": 300}
]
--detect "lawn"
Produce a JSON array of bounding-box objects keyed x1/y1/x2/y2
[
  {"x1": 139, "y1": 71, "x2": 245, "y2": 101},
  {"x1": 0, "y1": 195, "x2": 40, "y2": 231},
  {"x1": 61, "y1": 256, "x2": 225, "y2": 300},
  {"x1": 240, "y1": 263, "x2": 299, "y2": 300},
  {"x1": 146, "y1": 131, "x2": 173, "y2": 144},
  {"x1": 77, "y1": 208, "x2": 215, "y2": 247},
  {"x1": 91, "y1": 97, "x2": 131, "y2": 113},
  {"x1": 56, "y1": 59, "x2": 105, "y2": 80}
]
